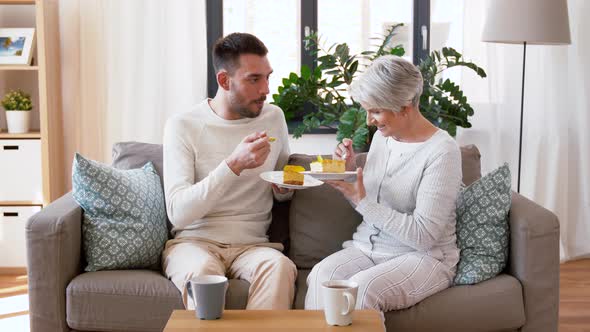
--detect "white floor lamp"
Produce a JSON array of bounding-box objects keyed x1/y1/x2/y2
[{"x1": 481, "y1": 0, "x2": 571, "y2": 193}]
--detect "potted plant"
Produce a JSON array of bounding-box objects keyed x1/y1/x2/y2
[
  {"x1": 2, "y1": 89, "x2": 33, "y2": 134},
  {"x1": 272, "y1": 24, "x2": 486, "y2": 150}
]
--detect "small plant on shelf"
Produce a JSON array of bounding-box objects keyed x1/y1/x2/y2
[
  {"x1": 1, "y1": 89, "x2": 33, "y2": 111},
  {"x1": 2, "y1": 89, "x2": 33, "y2": 134}
]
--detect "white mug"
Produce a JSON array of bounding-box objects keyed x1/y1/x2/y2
[{"x1": 321, "y1": 280, "x2": 359, "y2": 326}]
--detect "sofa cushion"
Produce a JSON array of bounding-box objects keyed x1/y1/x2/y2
[
  {"x1": 294, "y1": 268, "x2": 311, "y2": 310},
  {"x1": 72, "y1": 153, "x2": 168, "y2": 271},
  {"x1": 66, "y1": 270, "x2": 183, "y2": 332},
  {"x1": 460, "y1": 144, "x2": 482, "y2": 186},
  {"x1": 66, "y1": 271, "x2": 250, "y2": 331},
  {"x1": 112, "y1": 142, "x2": 170, "y2": 233},
  {"x1": 383, "y1": 274, "x2": 525, "y2": 332},
  {"x1": 287, "y1": 154, "x2": 364, "y2": 269},
  {"x1": 293, "y1": 269, "x2": 524, "y2": 331},
  {"x1": 112, "y1": 141, "x2": 164, "y2": 179},
  {"x1": 454, "y1": 164, "x2": 512, "y2": 285}
]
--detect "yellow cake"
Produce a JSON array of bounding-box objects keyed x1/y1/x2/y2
[
  {"x1": 309, "y1": 155, "x2": 345, "y2": 173},
  {"x1": 283, "y1": 165, "x2": 305, "y2": 185}
]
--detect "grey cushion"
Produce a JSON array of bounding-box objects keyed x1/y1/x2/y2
[
  {"x1": 111, "y1": 142, "x2": 173, "y2": 233},
  {"x1": 294, "y1": 268, "x2": 311, "y2": 309},
  {"x1": 294, "y1": 269, "x2": 524, "y2": 332},
  {"x1": 460, "y1": 144, "x2": 482, "y2": 186},
  {"x1": 287, "y1": 154, "x2": 363, "y2": 268},
  {"x1": 66, "y1": 270, "x2": 249, "y2": 331},
  {"x1": 383, "y1": 274, "x2": 525, "y2": 332},
  {"x1": 66, "y1": 270, "x2": 183, "y2": 332},
  {"x1": 112, "y1": 141, "x2": 164, "y2": 178}
]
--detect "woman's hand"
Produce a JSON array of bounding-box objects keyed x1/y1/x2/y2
[
  {"x1": 334, "y1": 138, "x2": 356, "y2": 171},
  {"x1": 272, "y1": 184, "x2": 292, "y2": 195},
  {"x1": 326, "y1": 167, "x2": 366, "y2": 205}
]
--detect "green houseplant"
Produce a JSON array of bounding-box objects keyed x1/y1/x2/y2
[
  {"x1": 272, "y1": 24, "x2": 486, "y2": 150},
  {"x1": 2, "y1": 89, "x2": 33, "y2": 134}
]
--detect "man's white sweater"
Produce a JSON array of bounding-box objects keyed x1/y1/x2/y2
[
  {"x1": 163, "y1": 100, "x2": 290, "y2": 245},
  {"x1": 345, "y1": 129, "x2": 463, "y2": 267}
]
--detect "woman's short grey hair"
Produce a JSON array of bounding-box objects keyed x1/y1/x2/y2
[{"x1": 350, "y1": 55, "x2": 423, "y2": 112}]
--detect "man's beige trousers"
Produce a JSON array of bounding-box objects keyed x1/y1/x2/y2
[{"x1": 162, "y1": 237, "x2": 297, "y2": 310}]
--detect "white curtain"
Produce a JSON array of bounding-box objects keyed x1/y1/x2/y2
[
  {"x1": 457, "y1": 0, "x2": 590, "y2": 262},
  {"x1": 58, "y1": 0, "x2": 207, "y2": 188}
]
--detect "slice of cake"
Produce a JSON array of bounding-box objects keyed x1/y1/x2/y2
[
  {"x1": 283, "y1": 165, "x2": 305, "y2": 185},
  {"x1": 310, "y1": 155, "x2": 324, "y2": 173},
  {"x1": 309, "y1": 155, "x2": 345, "y2": 173}
]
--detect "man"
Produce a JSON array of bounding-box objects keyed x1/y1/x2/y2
[{"x1": 162, "y1": 33, "x2": 296, "y2": 310}]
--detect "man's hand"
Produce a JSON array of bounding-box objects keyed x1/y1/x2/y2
[
  {"x1": 334, "y1": 138, "x2": 356, "y2": 171},
  {"x1": 326, "y1": 167, "x2": 366, "y2": 205},
  {"x1": 226, "y1": 131, "x2": 271, "y2": 175}
]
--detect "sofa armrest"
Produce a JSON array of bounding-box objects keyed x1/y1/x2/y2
[
  {"x1": 26, "y1": 193, "x2": 83, "y2": 332},
  {"x1": 508, "y1": 192, "x2": 560, "y2": 332}
]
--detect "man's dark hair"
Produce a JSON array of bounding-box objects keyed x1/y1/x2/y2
[{"x1": 212, "y1": 33, "x2": 268, "y2": 74}]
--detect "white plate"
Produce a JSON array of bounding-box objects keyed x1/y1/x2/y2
[
  {"x1": 259, "y1": 171, "x2": 324, "y2": 189},
  {"x1": 301, "y1": 171, "x2": 357, "y2": 181}
]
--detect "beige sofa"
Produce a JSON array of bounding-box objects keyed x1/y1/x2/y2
[{"x1": 26, "y1": 142, "x2": 560, "y2": 332}]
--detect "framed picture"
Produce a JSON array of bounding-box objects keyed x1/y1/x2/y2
[{"x1": 0, "y1": 28, "x2": 35, "y2": 65}]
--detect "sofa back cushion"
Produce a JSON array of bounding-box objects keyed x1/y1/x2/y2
[
  {"x1": 112, "y1": 142, "x2": 164, "y2": 182},
  {"x1": 460, "y1": 144, "x2": 482, "y2": 186},
  {"x1": 288, "y1": 145, "x2": 483, "y2": 269},
  {"x1": 111, "y1": 142, "x2": 172, "y2": 231},
  {"x1": 287, "y1": 154, "x2": 364, "y2": 268}
]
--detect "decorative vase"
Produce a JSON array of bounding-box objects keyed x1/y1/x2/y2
[{"x1": 5, "y1": 110, "x2": 30, "y2": 134}]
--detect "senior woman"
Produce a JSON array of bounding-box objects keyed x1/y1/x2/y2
[{"x1": 304, "y1": 55, "x2": 463, "y2": 312}]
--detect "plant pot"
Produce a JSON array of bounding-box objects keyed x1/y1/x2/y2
[{"x1": 5, "y1": 111, "x2": 30, "y2": 134}]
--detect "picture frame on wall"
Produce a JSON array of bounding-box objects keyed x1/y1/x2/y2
[{"x1": 0, "y1": 28, "x2": 35, "y2": 65}]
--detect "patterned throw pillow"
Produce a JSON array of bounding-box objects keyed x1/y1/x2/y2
[
  {"x1": 72, "y1": 153, "x2": 168, "y2": 272},
  {"x1": 454, "y1": 163, "x2": 512, "y2": 285}
]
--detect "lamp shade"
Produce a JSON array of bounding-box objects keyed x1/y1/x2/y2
[{"x1": 482, "y1": 0, "x2": 571, "y2": 45}]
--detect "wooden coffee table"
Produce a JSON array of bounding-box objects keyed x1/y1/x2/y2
[{"x1": 164, "y1": 309, "x2": 385, "y2": 331}]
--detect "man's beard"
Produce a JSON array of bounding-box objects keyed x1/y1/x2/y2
[
  {"x1": 234, "y1": 103, "x2": 261, "y2": 118},
  {"x1": 230, "y1": 94, "x2": 265, "y2": 118}
]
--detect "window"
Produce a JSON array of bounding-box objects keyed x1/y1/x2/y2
[
  {"x1": 206, "y1": 0, "x2": 431, "y2": 131},
  {"x1": 223, "y1": 0, "x2": 300, "y2": 98},
  {"x1": 317, "y1": 0, "x2": 414, "y2": 101},
  {"x1": 430, "y1": 0, "x2": 464, "y2": 84},
  {"x1": 318, "y1": 0, "x2": 414, "y2": 62}
]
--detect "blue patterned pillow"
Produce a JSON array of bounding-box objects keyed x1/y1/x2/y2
[
  {"x1": 454, "y1": 163, "x2": 512, "y2": 285},
  {"x1": 72, "y1": 153, "x2": 168, "y2": 272}
]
